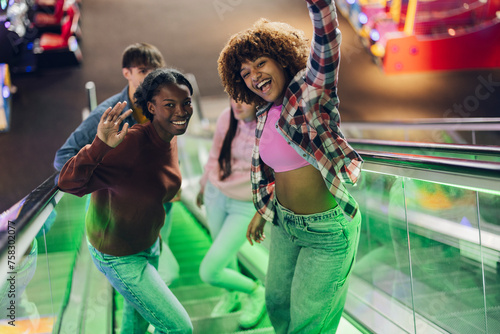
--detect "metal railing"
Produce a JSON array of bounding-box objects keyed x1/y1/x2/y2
[
  {"x1": 0, "y1": 173, "x2": 61, "y2": 284},
  {"x1": 342, "y1": 117, "x2": 500, "y2": 144},
  {"x1": 350, "y1": 139, "x2": 500, "y2": 158}
]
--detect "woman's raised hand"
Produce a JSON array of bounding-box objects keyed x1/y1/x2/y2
[{"x1": 97, "y1": 102, "x2": 133, "y2": 148}]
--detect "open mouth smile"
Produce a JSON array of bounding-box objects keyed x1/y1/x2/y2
[
  {"x1": 171, "y1": 119, "x2": 189, "y2": 127},
  {"x1": 256, "y1": 79, "x2": 271, "y2": 93}
]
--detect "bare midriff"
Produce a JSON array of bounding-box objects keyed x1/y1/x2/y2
[{"x1": 274, "y1": 164, "x2": 338, "y2": 215}]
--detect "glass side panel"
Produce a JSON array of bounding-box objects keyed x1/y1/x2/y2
[
  {"x1": 178, "y1": 134, "x2": 500, "y2": 333},
  {"x1": 348, "y1": 173, "x2": 418, "y2": 333},
  {"x1": 178, "y1": 135, "x2": 212, "y2": 182},
  {"x1": 0, "y1": 232, "x2": 51, "y2": 332},
  {"x1": 43, "y1": 193, "x2": 87, "y2": 332},
  {"x1": 0, "y1": 193, "x2": 87, "y2": 333},
  {"x1": 347, "y1": 171, "x2": 500, "y2": 334},
  {"x1": 478, "y1": 191, "x2": 500, "y2": 334},
  {"x1": 404, "y1": 180, "x2": 486, "y2": 333}
]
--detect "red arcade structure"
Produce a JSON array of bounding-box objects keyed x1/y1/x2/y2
[{"x1": 337, "y1": 0, "x2": 500, "y2": 74}]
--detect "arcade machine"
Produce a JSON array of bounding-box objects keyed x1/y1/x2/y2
[
  {"x1": 0, "y1": 63, "x2": 12, "y2": 133},
  {"x1": 0, "y1": 1, "x2": 15, "y2": 132},
  {"x1": 32, "y1": 1, "x2": 82, "y2": 68},
  {"x1": 336, "y1": 0, "x2": 389, "y2": 32},
  {"x1": 1, "y1": 0, "x2": 82, "y2": 73},
  {"x1": 336, "y1": 0, "x2": 500, "y2": 74},
  {"x1": 1, "y1": 0, "x2": 37, "y2": 73}
]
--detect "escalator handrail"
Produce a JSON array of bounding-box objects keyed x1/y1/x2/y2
[
  {"x1": 188, "y1": 134, "x2": 500, "y2": 175},
  {"x1": 358, "y1": 149, "x2": 500, "y2": 192},
  {"x1": 342, "y1": 118, "x2": 500, "y2": 130},
  {"x1": 359, "y1": 150, "x2": 500, "y2": 173},
  {"x1": 186, "y1": 134, "x2": 500, "y2": 192},
  {"x1": 346, "y1": 117, "x2": 500, "y2": 124},
  {"x1": 350, "y1": 138, "x2": 500, "y2": 157},
  {"x1": 0, "y1": 172, "x2": 60, "y2": 281}
]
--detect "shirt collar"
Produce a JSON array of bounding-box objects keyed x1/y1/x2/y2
[{"x1": 256, "y1": 102, "x2": 274, "y2": 117}]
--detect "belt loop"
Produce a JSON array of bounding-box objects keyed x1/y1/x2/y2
[{"x1": 297, "y1": 215, "x2": 305, "y2": 227}]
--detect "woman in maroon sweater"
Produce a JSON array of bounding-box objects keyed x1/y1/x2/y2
[{"x1": 58, "y1": 68, "x2": 194, "y2": 334}]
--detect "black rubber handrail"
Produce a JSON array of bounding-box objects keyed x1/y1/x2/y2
[
  {"x1": 0, "y1": 173, "x2": 60, "y2": 276},
  {"x1": 342, "y1": 117, "x2": 500, "y2": 130},
  {"x1": 350, "y1": 139, "x2": 500, "y2": 157},
  {"x1": 358, "y1": 149, "x2": 500, "y2": 179},
  {"x1": 350, "y1": 117, "x2": 500, "y2": 124}
]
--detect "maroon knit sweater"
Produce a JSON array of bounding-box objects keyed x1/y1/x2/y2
[{"x1": 58, "y1": 122, "x2": 182, "y2": 256}]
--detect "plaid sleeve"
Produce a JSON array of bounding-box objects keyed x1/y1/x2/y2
[
  {"x1": 278, "y1": 0, "x2": 362, "y2": 219},
  {"x1": 251, "y1": 112, "x2": 276, "y2": 222},
  {"x1": 305, "y1": 0, "x2": 341, "y2": 90},
  {"x1": 251, "y1": 155, "x2": 276, "y2": 222}
]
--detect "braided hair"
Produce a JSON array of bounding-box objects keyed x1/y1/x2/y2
[{"x1": 134, "y1": 68, "x2": 193, "y2": 121}]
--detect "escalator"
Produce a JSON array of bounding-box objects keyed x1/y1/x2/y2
[
  {"x1": 1, "y1": 118, "x2": 500, "y2": 333},
  {"x1": 342, "y1": 153, "x2": 500, "y2": 334},
  {"x1": 177, "y1": 123, "x2": 500, "y2": 334}
]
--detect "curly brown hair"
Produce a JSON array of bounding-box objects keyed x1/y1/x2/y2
[{"x1": 218, "y1": 18, "x2": 309, "y2": 106}]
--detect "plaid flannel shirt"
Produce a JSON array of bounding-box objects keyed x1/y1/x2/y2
[{"x1": 251, "y1": 0, "x2": 363, "y2": 222}]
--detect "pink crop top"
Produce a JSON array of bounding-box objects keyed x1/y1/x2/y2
[{"x1": 259, "y1": 105, "x2": 310, "y2": 172}]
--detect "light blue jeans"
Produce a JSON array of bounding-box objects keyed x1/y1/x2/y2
[
  {"x1": 158, "y1": 202, "x2": 180, "y2": 286},
  {"x1": 199, "y1": 181, "x2": 257, "y2": 294},
  {"x1": 266, "y1": 199, "x2": 361, "y2": 334},
  {"x1": 87, "y1": 238, "x2": 193, "y2": 334}
]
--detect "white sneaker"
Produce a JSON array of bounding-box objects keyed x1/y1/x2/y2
[
  {"x1": 239, "y1": 283, "x2": 266, "y2": 329},
  {"x1": 211, "y1": 290, "x2": 241, "y2": 316}
]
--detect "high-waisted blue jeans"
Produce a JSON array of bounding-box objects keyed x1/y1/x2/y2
[
  {"x1": 266, "y1": 200, "x2": 361, "y2": 333},
  {"x1": 87, "y1": 238, "x2": 192, "y2": 334}
]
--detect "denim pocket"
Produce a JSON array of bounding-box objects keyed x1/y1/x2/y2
[
  {"x1": 304, "y1": 221, "x2": 343, "y2": 235},
  {"x1": 340, "y1": 212, "x2": 362, "y2": 245},
  {"x1": 300, "y1": 213, "x2": 354, "y2": 252}
]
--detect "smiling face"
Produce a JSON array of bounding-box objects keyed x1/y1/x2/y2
[
  {"x1": 240, "y1": 56, "x2": 288, "y2": 106},
  {"x1": 147, "y1": 83, "x2": 193, "y2": 142}
]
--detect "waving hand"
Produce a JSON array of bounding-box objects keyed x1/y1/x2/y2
[{"x1": 97, "y1": 101, "x2": 133, "y2": 148}]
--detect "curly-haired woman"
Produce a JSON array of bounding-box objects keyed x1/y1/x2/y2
[
  {"x1": 58, "y1": 68, "x2": 194, "y2": 334},
  {"x1": 218, "y1": 1, "x2": 363, "y2": 332}
]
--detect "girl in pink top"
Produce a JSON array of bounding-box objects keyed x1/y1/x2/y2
[
  {"x1": 196, "y1": 98, "x2": 266, "y2": 329},
  {"x1": 218, "y1": 1, "x2": 363, "y2": 332}
]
